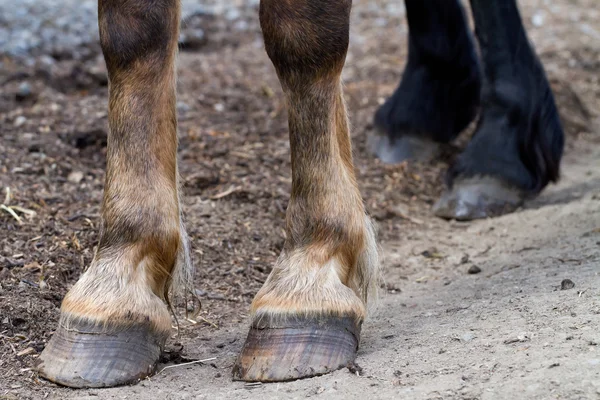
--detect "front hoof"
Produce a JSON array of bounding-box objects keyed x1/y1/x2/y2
[
  {"x1": 232, "y1": 314, "x2": 361, "y2": 382},
  {"x1": 433, "y1": 177, "x2": 524, "y2": 220},
  {"x1": 36, "y1": 319, "x2": 166, "y2": 388},
  {"x1": 368, "y1": 132, "x2": 440, "y2": 164}
]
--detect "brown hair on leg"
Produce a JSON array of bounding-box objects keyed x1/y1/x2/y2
[
  {"x1": 36, "y1": 0, "x2": 192, "y2": 388},
  {"x1": 234, "y1": 0, "x2": 380, "y2": 382}
]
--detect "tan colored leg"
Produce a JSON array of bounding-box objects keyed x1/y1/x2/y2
[
  {"x1": 233, "y1": 0, "x2": 379, "y2": 382},
  {"x1": 36, "y1": 0, "x2": 190, "y2": 388}
]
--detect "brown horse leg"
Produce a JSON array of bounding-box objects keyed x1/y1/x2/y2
[
  {"x1": 233, "y1": 0, "x2": 380, "y2": 382},
  {"x1": 36, "y1": 0, "x2": 190, "y2": 388}
]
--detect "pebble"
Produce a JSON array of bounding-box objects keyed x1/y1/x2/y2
[
  {"x1": 14, "y1": 116, "x2": 26, "y2": 127},
  {"x1": 532, "y1": 12, "x2": 545, "y2": 27},
  {"x1": 67, "y1": 171, "x2": 84, "y2": 183},
  {"x1": 179, "y1": 28, "x2": 207, "y2": 50},
  {"x1": 177, "y1": 101, "x2": 191, "y2": 113},
  {"x1": 461, "y1": 332, "x2": 475, "y2": 342},
  {"x1": 560, "y1": 279, "x2": 575, "y2": 290},
  {"x1": 468, "y1": 265, "x2": 481, "y2": 274},
  {"x1": 16, "y1": 82, "x2": 32, "y2": 100}
]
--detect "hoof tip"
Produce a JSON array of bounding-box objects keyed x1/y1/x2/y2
[{"x1": 433, "y1": 177, "x2": 524, "y2": 220}]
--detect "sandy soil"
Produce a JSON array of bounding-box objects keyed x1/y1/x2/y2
[{"x1": 0, "y1": 0, "x2": 599, "y2": 399}]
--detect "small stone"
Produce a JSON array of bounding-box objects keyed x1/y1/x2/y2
[
  {"x1": 461, "y1": 332, "x2": 475, "y2": 342},
  {"x1": 467, "y1": 265, "x2": 481, "y2": 274},
  {"x1": 67, "y1": 171, "x2": 84, "y2": 183},
  {"x1": 532, "y1": 12, "x2": 545, "y2": 27},
  {"x1": 177, "y1": 101, "x2": 191, "y2": 113},
  {"x1": 560, "y1": 279, "x2": 575, "y2": 290},
  {"x1": 504, "y1": 334, "x2": 530, "y2": 344},
  {"x1": 14, "y1": 116, "x2": 26, "y2": 127},
  {"x1": 16, "y1": 82, "x2": 32, "y2": 101},
  {"x1": 179, "y1": 28, "x2": 207, "y2": 50}
]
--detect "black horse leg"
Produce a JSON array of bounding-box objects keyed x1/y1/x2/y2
[
  {"x1": 433, "y1": 0, "x2": 564, "y2": 220},
  {"x1": 371, "y1": 0, "x2": 481, "y2": 163}
]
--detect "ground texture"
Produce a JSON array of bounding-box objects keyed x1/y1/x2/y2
[{"x1": 0, "y1": 0, "x2": 599, "y2": 399}]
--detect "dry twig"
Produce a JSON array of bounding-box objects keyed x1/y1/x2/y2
[
  {"x1": 0, "y1": 187, "x2": 37, "y2": 223},
  {"x1": 156, "y1": 357, "x2": 217, "y2": 375},
  {"x1": 210, "y1": 185, "x2": 242, "y2": 200}
]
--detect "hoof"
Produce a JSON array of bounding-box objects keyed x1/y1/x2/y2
[
  {"x1": 232, "y1": 314, "x2": 361, "y2": 382},
  {"x1": 433, "y1": 177, "x2": 525, "y2": 221},
  {"x1": 368, "y1": 132, "x2": 440, "y2": 164},
  {"x1": 36, "y1": 319, "x2": 166, "y2": 388}
]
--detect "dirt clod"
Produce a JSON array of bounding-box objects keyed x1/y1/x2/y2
[
  {"x1": 347, "y1": 363, "x2": 364, "y2": 376},
  {"x1": 467, "y1": 265, "x2": 482, "y2": 274},
  {"x1": 560, "y1": 279, "x2": 576, "y2": 290}
]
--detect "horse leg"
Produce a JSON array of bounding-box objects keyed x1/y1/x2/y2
[
  {"x1": 371, "y1": 0, "x2": 481, "y2": 163},
  {"x1": 233, "y1": 0, "x2": 380, "y2": 382},
  {"x1": 36, "y1": 0, "x2": 190, "y2": 387},
  {"x1": 433, "y1": 0, "x2": 564, "y2": 219}
]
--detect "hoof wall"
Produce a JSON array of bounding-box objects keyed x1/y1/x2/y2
[
  {"x1": 233, "y1": 315, "x2": 361, "y2": 382},
  {"x1": 433, "y1": 177, "x2": 524, "y2": 220},
  {"x1": 36, "y1": 319, "x2": 165, "y2": 388}
]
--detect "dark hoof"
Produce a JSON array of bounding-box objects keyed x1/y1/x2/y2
[
  {"x1": 369, "y1": 132, "x2": 440, "y2": 164},
  {"x1": 433, "y1": 177, "x2": 524, "y2": 221},
  {"x1": 36, "y1": 319, "x2": 166, "y2": 388},
  {"x1": 232, "y1": 314, "x2": 361, "y2": 382}
]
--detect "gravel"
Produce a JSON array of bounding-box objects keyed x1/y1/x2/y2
[{"x1": 0, "y1": 0, "x2": 259, "y2": 60}]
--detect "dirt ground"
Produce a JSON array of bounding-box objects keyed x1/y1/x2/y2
[{"x1": 1, "y1": 0, "x2": 599, "y2": 399}]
